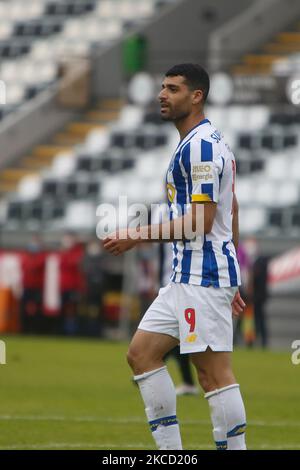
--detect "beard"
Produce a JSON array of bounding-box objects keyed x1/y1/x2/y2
[{"x1": 160, "y1": 107, "x2": 190, "y2": 122}]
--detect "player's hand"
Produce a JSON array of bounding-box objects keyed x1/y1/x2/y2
[
  {"x1": 102, "y1": 229, "x2": 138, "y2": 256},
  {"x1": 231, "y1": 290, "x2": 246, "y2": 317}
]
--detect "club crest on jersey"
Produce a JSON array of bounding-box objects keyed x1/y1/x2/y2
[
  {"x1": 167, "y1": 183, "x2": 176, "y2": 203},
  {"x1": 211, "y1": 130, "x2": 221, "y2": 143}
]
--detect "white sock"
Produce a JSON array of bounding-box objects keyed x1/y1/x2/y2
[
  {"x1": 205, "y1": 384, "x2": 247, "y2": 450},
  {"x1": 134, "y1": 366, "x2": 182, "y2": 450}
]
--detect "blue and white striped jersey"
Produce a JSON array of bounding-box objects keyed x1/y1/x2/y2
[{"x1": 166, "y1": 118, "x2": 241, "y2": 287}]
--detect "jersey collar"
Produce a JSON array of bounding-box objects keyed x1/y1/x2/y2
[{"x1": 176, "y1": 118, "x2": 211, "y2": 151}]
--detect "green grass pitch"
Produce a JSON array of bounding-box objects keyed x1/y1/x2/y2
[{"x1": 0, "y1": 335, "x2": 299, "y2": 450}]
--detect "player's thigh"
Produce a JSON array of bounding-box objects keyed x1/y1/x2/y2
[{"x1": 127, "y1": 329, "x2": 179, "y2": 368}]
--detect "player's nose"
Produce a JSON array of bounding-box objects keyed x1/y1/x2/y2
[{"x1": 158, "y1": 88, "x2": 167, "y2": 101}]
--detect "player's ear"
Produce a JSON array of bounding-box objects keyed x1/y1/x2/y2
[{"x1": 192, "y1": 89, "x2": 203, "y2": 105}]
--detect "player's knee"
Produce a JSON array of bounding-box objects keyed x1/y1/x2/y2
[
  {"x1": 194, "y1": 363, "x2": 235, "y2": 392},
  {"x1": 126, "y1": 345, "x2": 144, "y2": 371},
  {"x1": 196, "y1": 367, "x2": 216, "y2": 393},
  {"x1": 126, "y1": 346, "x2": 136, "y2": 369}
]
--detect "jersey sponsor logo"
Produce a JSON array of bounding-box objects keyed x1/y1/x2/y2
[
  {"x1": 167, "y1": 183, "x2": 176, "y2": 203},
  {"x1": 192, "y1": 163, "x2": 213, "y2": 182}
]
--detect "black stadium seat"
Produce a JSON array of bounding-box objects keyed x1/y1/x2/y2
[
  {"x1": 42, "y1": 180, "x2": 61, "y2": 198},
  {"x1": 46, "y1": 1, "x2": 96, "y2": 16},
  {"x1": 14, "y1": 20, "x2": 63, "y2": 37},
  {"x1": 238, "y1": 133, "x2": 256, "y2": 150},
  {"x1": 291, "y1": 209, "x2": 300, "y2": 228},
  {"x1": 283, "y1": 134, "x2": 297, "y2": 148},
  {"x1": 7, "y1": 202, "x2": 23, "y2": 221},
  {"x1": 268, "y1": 208, "x2": 284, "y2": 229},
  {"x1": 87, "y1": 181, "x2": 100, "y2": 197},
  {"x1": 0, "y1": 41, "x2": 30, "y2": 58}
]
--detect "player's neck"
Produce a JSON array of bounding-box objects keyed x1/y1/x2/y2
[{"x1": 175, "y1": 111, "x2": 206, "y2": 141}]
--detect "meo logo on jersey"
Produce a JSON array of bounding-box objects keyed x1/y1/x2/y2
[{"x1": 192, "y1": 163, "x2": 213, "y2": 183}]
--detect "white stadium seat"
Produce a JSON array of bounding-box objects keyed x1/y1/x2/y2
[
  {"x1": 100, "y1": 175, "x2": 123, "y2": 202},
  {"x1": 95, "y1": 1, "x2": 116, "y2": 18},
  {"x1": 0, "y1": 61, "x2": 19, "y2": 82},
  {"x1": 235, "y1": 178, "x2": 253, "y2": 206},
  {"x1": 239, "y1": 207, "x2": 267, "y2": 234},
  {"x1": 51, "y1": 153, "x2": 76, "y2": 178},
  {"x1": 264, "y1": 154, "x2": 288, "y2": 181},
  {"x1": 5, "y1": 83, "x2": 25, "y2": 105},
  {"x1": 17, "y1": 174, "x2": 42, "y2": 200},
  {"x1": 65, "y1": 201, "x2": 97, "y2": 230},
  {"x1": 85, "y1": 129, "x2": 110, "y2": 153},
  {"x1": 247, "y1": 105, "x2": 270, "y2": 131},
  {"x1": 290, "y1": 156, "x2": 300, "y2": 181},
  {"x1": 254, "y1": 180, "x2": 276, "y2": 208},
  {"x1": 276, "y1": 182, "x2": 299, "y2": 208},
  {"x1": 0, "y1": 22, "x2": 13, "y2": 40},
  {"x1": 227, "y1": 106, "x2": 248, "y2": 132},
  {"x1": 117, "y1": 105, "x2": 144, "y2": 130}
]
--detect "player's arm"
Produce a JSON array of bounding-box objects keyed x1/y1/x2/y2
[
  {"x1": 231, "y1": 193, "x2": 246, "y2": 316},
  {"x1": 102, "y1": 203, "x2": 214, "y2": 255},
  {"x1": 232, "y1": 193, "x2": 239, "y2": 251}
]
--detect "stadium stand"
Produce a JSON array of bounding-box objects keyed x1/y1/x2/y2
[{"x1": 0, "y1": 0, "x2": 168, "y2": 121}]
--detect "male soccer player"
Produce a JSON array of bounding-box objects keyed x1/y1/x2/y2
[{"x1": 103, "y1": 64, "x2": 247, "y2": 450}]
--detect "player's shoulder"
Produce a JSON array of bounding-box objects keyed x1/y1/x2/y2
[
  {"x1": 186, "y1": 123, "x2": 223, "y2": 160},
  {"x1": 193, "y1": 121, "x2": 222, "y2": 144},
  {"x1": 195, "y1": 122, "x2": 234, "y2": 158}
]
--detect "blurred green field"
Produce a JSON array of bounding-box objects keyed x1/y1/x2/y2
[{"x1": 0, "y1": 335, "x2": 299, "y2": 450}]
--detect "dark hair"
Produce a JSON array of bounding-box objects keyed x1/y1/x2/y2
[{"x1": 165, "y1": 63, "x2": 210, "y2": 102}]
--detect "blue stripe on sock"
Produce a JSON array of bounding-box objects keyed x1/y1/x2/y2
[
  {"x1": 227, "y1": 423, "x2": 247, "y2": 438},
  {"x1": 149, "y1": 415, "x2": 178, "y2": 432}
]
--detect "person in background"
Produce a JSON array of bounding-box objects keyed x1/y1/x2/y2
[
  {"x1": 81, "y1": 239, "x2": 105, "y2": 337},
  {"x1": 59, "y1": 232, "x2": 84, "y2": 335},
  {"x1": 234, "y1": 241, "x2": 253, "y2": 347},
  {"x1": 252, "y1": 254, "x2": 269, "y2": 348},
  {"x1": 20, "y1": 235, "x2": 45, "y2": 334}
]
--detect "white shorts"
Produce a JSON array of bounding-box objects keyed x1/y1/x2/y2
[{"x1": 138, "y1": 282, "x2": 237, "y2": 354}]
